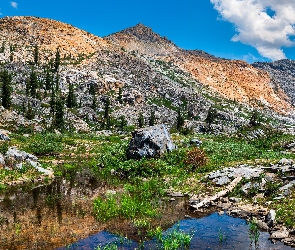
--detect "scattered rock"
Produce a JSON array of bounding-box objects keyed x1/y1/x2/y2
[
  {"x1": 278, "y1": 158, "x2": 294, "y2": 165},
  {"x1": 127, "y1": 124, "x2": 176, "y2": 159},
  {"x1": 266, "y1": 209, "x2": 276, "y2": 228},
  {"x1": 270, "y1": 228, "x2": 289, "y2": 239},
  {"x1": 208, "y1": 165, "x2": 263, "y2": 186},
  {"x1": 189, "y1": 138, "x2": 202, "y2": 147},
  {"x1": 168, "y1": 191, "x2": 184, "y2": 197},
  {"x1": 229, "y1": 197, "x2": 242, "y2": 203},
  {"x1": 0, "y1": 131, "x2": 10, "y2": 141},
  {"x1": 0, "y1": 153, "x2": 5, "y2": 167},
  {"x1": 255, "y1": 219, "x2": 268, "y2": 230}
]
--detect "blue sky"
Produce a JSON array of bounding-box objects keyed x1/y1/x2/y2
[{"x1": 1, "y1": 0, "x2": 295, "y2": 63}]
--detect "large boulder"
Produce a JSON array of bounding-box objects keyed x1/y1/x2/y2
[{"x1": 127, "y1": 124, "x2": 176, "y2": 159}]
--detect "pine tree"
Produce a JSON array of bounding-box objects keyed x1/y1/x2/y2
[
  {"x1": 91, "y1": 94, "x2": 97, "y2": 110},
  {"x1": 25, "y1": 101, "x2": 35, "y2": 120},
  {"x1": 104, "y1": 98, "x2": 110, "y2": 119},
  {"x1": 55, "y1": 73, "x2": 60, "y2": 92},
  {"x1": 54, "y1": 48, "x2": 61, "y2": 72},
  {"x1": 33, "y1": 44, "x2": 39, "y2": 65},
  {"x1": 0, "y1": 69, "x2": 12, "y2": 109},
  {"x1": 149, "y1": 110, "x2": 155, "y2": 126},
  {"x1": 119, "y1": 116, "x2": 127, "y2": 130},
  {"x1": 176, "y1": 108, "x2": 185, "y2": 131},
  {"x1": 138, "y1": 112, "x2": 144, "y2": 128},
  {"x1": 29, "y1": 70, "x2": 38, "y2": 98},
  {"x1": 205, "y1": 106, "x2": 217, "y2": 129},
  {"x1": 53, "y1": 97, "x2": 65, "y2": 131},
  {"x1": 45, "y1": 69, "x2": 52, "y2": 90},
  {"x1": 66, "y1": 82, "x2": 76, "y2": 108},
  {"x1": 118, "y1": 87, "x2": 123, "y2": 104},
  {"x1": 50, "y1": 86, "x2": 56, "y2": 114},
  {"x1": 89, "y1": 83, "x2": 95, "y2": 95}
]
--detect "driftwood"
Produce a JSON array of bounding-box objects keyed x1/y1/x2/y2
[{"x1": 190, "y1": 176, "x2": 242, "y2": 210}]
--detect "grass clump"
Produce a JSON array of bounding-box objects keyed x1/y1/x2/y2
[
  {"x1": 272, "y1": 196, "x2": 295, "y2": 227},
  {"x1": 93, "y1": 179, "x2": 165, "y2": 222},
  {"x1": 25, "y1": 133, "x2": 64, "y2": 155},
  {"x1": 149, "y1": 224, "x2": 193, "y2": 250}
]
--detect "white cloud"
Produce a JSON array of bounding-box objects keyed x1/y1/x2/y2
[
  {"x1": 10, "y1": 1, "x2": 18, "y2": 9},
  {"x1": 210, "y1": 0, "x2": 295, "y2": 61}
]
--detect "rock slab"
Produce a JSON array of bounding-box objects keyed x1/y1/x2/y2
[{"x1": 127, "y1": 124, "x2": 176, "y2": 159}]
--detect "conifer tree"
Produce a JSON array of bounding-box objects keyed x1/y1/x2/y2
[
  {"x1": 25, "y1": 101, "x2": 35, "y2": 120},
  {"x1": 29, "y1": 70, "x2": 38, "y2": 98},
  {"x1": 118, "y1": 87, "x2": 123, "y2": 104},
  {"x1": 119, "y1": 116, "x2": 127, "y2": 130},
  {"x1": 149, "y1": 110, "x2": 155, "y2": 126},
  {"x1": 54, "y1": 48, "x2": 61, "y2": 72},
  {"x1": 45, "y1": 69, "x2": 52, "y2": 91},
  {"x1": 91, "y1": 94, "x2": 97, "y2": 110},
  {"x1": 53, "y1": 97, "x2": 65, "y2": 131},
  {"x1": 104, "y1": 97, "x2": 110, "y2": 119},
  {"x1": 0, "y1": 69, "x2": 12, "y2": 109},
  {"x1": 138, "y1": 112, "x2": 144, "y2": 128},
  {"x1": 50, "y1": 86, "x2": 56, "y2": 114},
  {"x1": 33, "y1": 44, "x2": 39, "y2": 65},
  {"x1": 176, "y1": 108, "x2": 185, "y2": 131},
  {"x1": 66, "y1": 82, "x2": 76, "y2": 108},
  {"x1": 55, "y1": 73, "x2": 60, "y2": 92},
  {"x1": 89, "y1": 83, "x2": 95, "y2": 95}
]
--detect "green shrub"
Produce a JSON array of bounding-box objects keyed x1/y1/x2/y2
[{"x1": 26, "y1": 133, "x2": 64, "y2": 155}]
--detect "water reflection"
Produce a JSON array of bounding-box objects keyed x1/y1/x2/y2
[{"x1": 60, "y1": 213, "x2": 293, "y2": 250}]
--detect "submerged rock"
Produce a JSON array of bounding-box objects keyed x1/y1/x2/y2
[{"x1": 127, "y1": 124, "x2": 176, "y2": 159}]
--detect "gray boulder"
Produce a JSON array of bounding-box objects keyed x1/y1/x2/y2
[
  {"x1": 127, "y1": 124, "x2": 176, "y2": 159},
  {"x1": 0, "y1": 153, "x2": 5, "y2": 167},
  {"x1": 0, "y1": 131, "x2": 10, "y2": 141},
  {"x1": 266, "y1": 209, "x2": 276, "y2": 228}
]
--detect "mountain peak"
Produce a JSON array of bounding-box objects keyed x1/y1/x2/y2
[{"x1": 118, "y1": 23, "x2": 170, "y2": 44}]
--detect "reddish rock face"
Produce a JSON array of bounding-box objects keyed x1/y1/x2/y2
[
  {"x1": 107, "y1": 24, "x2": 294, "y2": 114},
  {"x1": 167, "y1": 53, "x2": 293, "y2": 114}
]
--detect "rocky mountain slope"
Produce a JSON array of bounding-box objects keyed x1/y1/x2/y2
[
  {"x1": 0, "y1": 16, "x2": 294, "y2": 134},
  {"x1": 107, "y1": 25, "x2": 293, "y2": 114},
  {"x1": 253, "y1": 60, "x2": 295, "y2": 106},
  {"x1": 0, "y1": 16, "x2": 110, "y2": 63}
]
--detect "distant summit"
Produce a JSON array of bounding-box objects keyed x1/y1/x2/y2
[
  {"x1": 119, "y1": 23, "x2": 175, "y2": 44},
  {"x1": 105, "y1": 23, "x2": 179, "y2": 56}
]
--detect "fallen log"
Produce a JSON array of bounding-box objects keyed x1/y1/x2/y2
[{"x1": 190, "y1": 176, "x2": 242, "y2": 210}]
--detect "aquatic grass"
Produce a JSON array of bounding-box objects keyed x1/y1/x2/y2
[
  {"x1": 248, "y1": 218, "x2": 260, "y2": 246},
  {"x1": 151, "y1": 224, "x2": 193, "y2": 250},
  {"x1": 93, "y1": 179, "x2": 165, "y2": 222},
  {"x1": 218, "y1": 227, "x2": 226, "y2": 243}
]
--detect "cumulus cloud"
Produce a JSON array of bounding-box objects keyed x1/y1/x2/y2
[
  {"x1": 10, "y1": 1, "x2": 18, "y2": 9},
  {"x1": 210, "y1": 0, "x2": 295, "y2": 61}
]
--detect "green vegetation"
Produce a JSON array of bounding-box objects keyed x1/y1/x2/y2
[
  {"x1": 248, "y1": 218, "x2": 260, "y2": 246},
  {"x1": 0, "y1": 69, "x2": 12, "y2": 109},
  {"x1": 151, "y1": 225, "x2": 193, "y2": 250}
]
